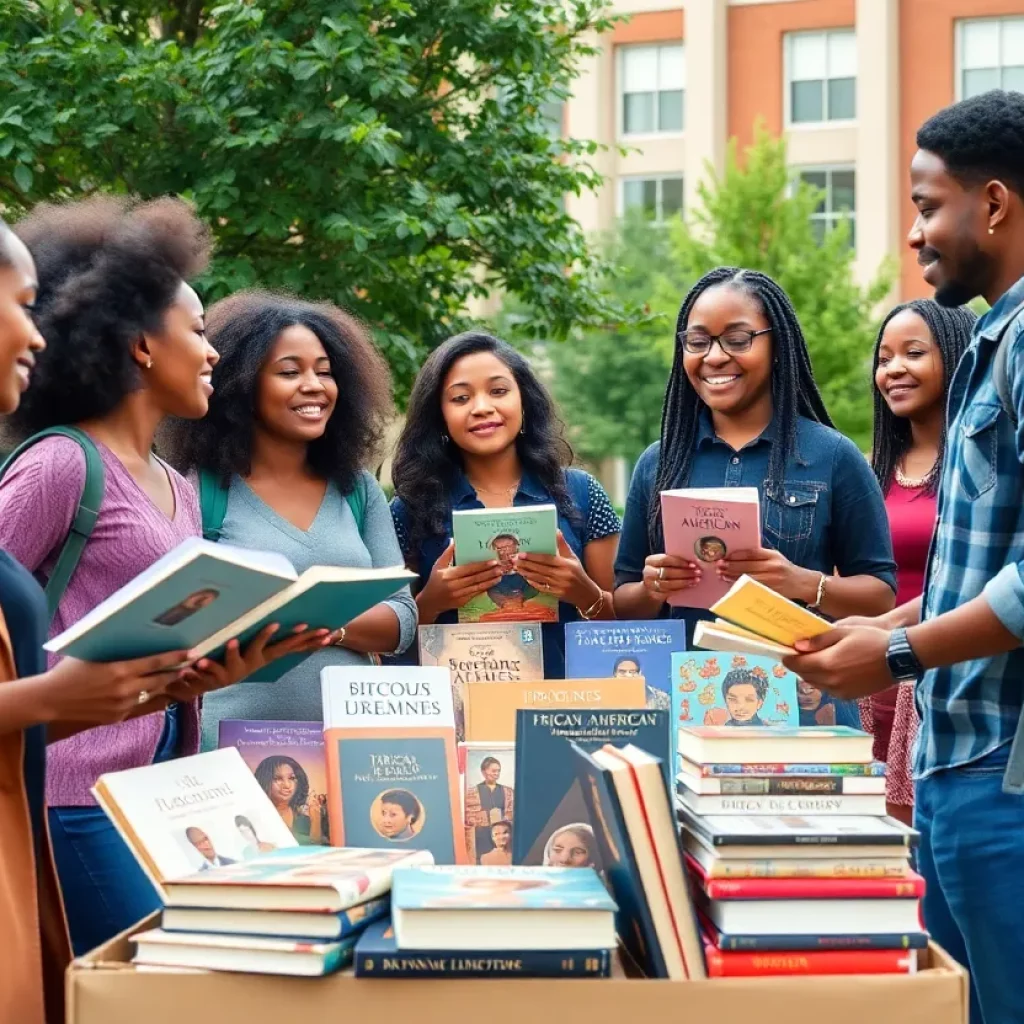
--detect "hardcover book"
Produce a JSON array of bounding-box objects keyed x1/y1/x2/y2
[
  {"x1": 353, "y1": 919, "x2": 611, "y2": 978},
  {"x1": 464, "y1": 677, "x2": 647, "y2": 743},
  {"x1": 91, "y1": 747, "x2": 298, "y2": 893},
  {"x1": 452, "y1": 504, "x2": 558, "y2": 623},
  {"x1": 680, "y1": 810, "x2": 919, "y2": 849},
  {"x1": 701, "y1": 939, "x2": 916, "y2": 978},
  {"x1": 321, "y1": 666, "x2": 456, "y2": 731},
  {"x1": 162, "y1": 845, "x2": 432, "y2": 912},
  {"x1": 417, "y1": 622, "x2": 544, "y2": 741},
  {"x1": 512, "y1": 708, "x2": 670, "y2": 868},
  {"x1": 564, "y1": 619, "x2": 684, "y2": 710},
  {"x1": 660, "y1": 487, "x2": 761, "y2": 608},
  {"x1": 460, "y1": 742, "x2": 515, "y2": 865},
  {"x1": 676, "y1": 783, "x2": 887, "y2": 817},
  {"x1": 677, "y1": 725, "x2": 874, "y2": 766},
  {"x1": 682, "y1": 760, "x2": 887, "y2": 777},
  {"x1": 390, "y1": 864, "x2": 617, "y2": 951},
  {"x1": 217, "y1": 720, "x2": 329, "y2": 845}
]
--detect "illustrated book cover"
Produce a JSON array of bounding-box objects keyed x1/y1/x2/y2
[{"x1": 460, "y1": 741, "x2": 515, "y2": 865}]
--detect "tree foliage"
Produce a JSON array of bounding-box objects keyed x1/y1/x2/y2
[{"x1": 0, "y1": 0, "x2": 628, "y2": 396}]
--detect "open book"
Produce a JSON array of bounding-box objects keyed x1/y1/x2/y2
[
  {"x1": 693, "y1": 575, "x2": 830, "y2": 660},
  {"x1": 45, "y1": 536, "x2": 414, "y2": 679}
]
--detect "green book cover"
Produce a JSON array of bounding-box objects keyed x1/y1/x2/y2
[{"x1": 451, "y1": 504, "x2": 558, "y2": 624}]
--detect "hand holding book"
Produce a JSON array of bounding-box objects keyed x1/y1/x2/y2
[
  {"x1": 416, "y1": 540, "x2": 505, "y2": 624},
  {"x1": 516, "y1": 530, "x2": 601, "y2": 610},
  {"x1": 785, "y1": 623, "x2": 896, "y2": 701},
  {"x1": 716, "y1": 546, "x2": 821, "y2": 606},
  {"x1": 642, "y1": 553, "x2": 702, "y2": 600}
]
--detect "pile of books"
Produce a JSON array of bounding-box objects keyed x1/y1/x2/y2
[
  {"x1": 676, "y1": 724, "x2": 926, "y2": 978},
  {"x1": 353, "y1": 864, "x2": 619, "y2": 978},
  {"x1": 130, "y1": 847, "x2": 431, "y2": 976}
]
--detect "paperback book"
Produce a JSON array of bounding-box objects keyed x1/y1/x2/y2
[
  {"x1": 675, "y1": 784, "x2": 887, "y2": 817},
  {"x1": 217, "y1": 720, "x2": 328, "y2": 845},
  {"x1": 460, "y1": 741, "x2": 515, "y2": 865},
  {"x1": 680, "y1": 810, "x2": 919, "y2": 850},
  {"x1": 564, "y1": 619, "x2": 685, "y2": 710},
  {"x1": 417, "y1": 622, "x2": 544, "y2": 741},
  {"x1": 452, "y1": 504, "x2": 558, "y2": 623},
  {"x1": 660, "y1": 487, "x2": 761, "y2": 608},
  {"x1": 699, "y1": 910, "x2": 929, "y2": 952},
  {"x1": 678, "y1": 763, "x2": 886, "y2": 794},
  {"x1": 678, "y1": 725, "x2": 874, "y2": 766}
]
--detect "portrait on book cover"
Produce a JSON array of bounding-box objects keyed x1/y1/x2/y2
[
  {"x1": 464, "y1": 749, "x2": 516, "y2": 863},
  {"x1": 178, "y1": 823, "x2": 239, "y2": 872},
  {"x1": 253, "y1": 753, "x2": 329, "y2": 846},
  {"x1": 371, "y1": 788, "x2": 426, "y2": 842},
  {"x1": 152, "y1": 586, "x2": 221, "y2": 627},
  {"x1": 542, "y1": 822, "x2": 597, "y2": 869},
  {"x1": 694, "y1": 536, "x2": 728, "y2": 563},
  {"x1": 673, "y1": 653, "x2": 798, "y2": 729}
]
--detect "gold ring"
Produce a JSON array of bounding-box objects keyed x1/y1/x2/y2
[
  {"x1": 654, "y1": 578, "x2": 661, "y2": 592},
  {"x1": 137, "y1": 689, "x2": 150, "y2": 705}
]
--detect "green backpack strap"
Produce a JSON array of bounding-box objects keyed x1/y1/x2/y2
[
  {"x1": 345, "y1": 471, "x2": 367, "y2": 535},
  {"x1": 198, "y1": 469, "x2": 230, "y2": 542},
  {"x1": 0, "y1": 426, "x2": 105, "y2": 622}
]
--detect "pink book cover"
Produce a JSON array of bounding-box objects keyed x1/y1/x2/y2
[{"x1": 660, "y1": 487, "x2": 761, "y2": 609}]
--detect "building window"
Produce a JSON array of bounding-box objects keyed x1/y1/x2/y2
[
  {"x1": 619, "y1": 44, "x2": 685, "y2": 135},
  {"x1": 798, "y1": 167, "x2": 855, "y2": 246},
  {"x1": 785, "y1": 30, "x2": 856, "y2": 124},
  {"x1": 621, "y1": 175, "x2": 684, "y2": 221},
  {"x1": 958, "y1": 18, "x2": 1024, "y2": 98}
]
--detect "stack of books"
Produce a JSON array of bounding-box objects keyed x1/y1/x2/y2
[
  {"x1": 131, "y1": 847, "x2": 432, "y2": 976},
  {"x1": 676, "y1": 725, "x2": 926, "y2": 979},
  {"x1": 353, "y1": 864, "x2": 619, "y2": 978}
]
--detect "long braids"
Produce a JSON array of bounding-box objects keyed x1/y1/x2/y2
[
  {"x1": 870, "y1": 299, "x2": 975, "y2": 497},
  {"x1": 648, "y1": 267, "x2": 832, "y2": 551}
]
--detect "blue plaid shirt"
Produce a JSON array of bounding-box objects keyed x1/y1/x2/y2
[{"x1": 916, "y1": 275, "x2": 1024, "y2": 778}]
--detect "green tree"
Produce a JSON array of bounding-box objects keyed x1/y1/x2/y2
[{"x1": 0, "y1": 0, "x2": 628, "y2": 396}]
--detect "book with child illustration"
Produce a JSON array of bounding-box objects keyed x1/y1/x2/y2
[
  {"x1": 45, "y1": 535, "x2": 415, "y2": 681},
  {"x1": 452, "y1": 504, "x2": 558, "y2": 623},
  {"x1": 660, "y1": 487, "x2": 761, "y2": 609}
]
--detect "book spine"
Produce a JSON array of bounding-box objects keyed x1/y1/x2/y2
[
  {"x1": 703, "y1": 860, "x2": 910, "y2": 880},
  {"x1": 703, "y1": 946, "x2": 914, "y2": 977},
  {"x1": 681, "y1": 817, "x2": 913, "y2": 848},
  {"x1": 713, "y1": 777, "x2": 879, "y2": 796},
  {"x1": 711, "y1": 931, "x2": 930, "y2": 952},
  {"x1": 693, "y1": 859, "x2": 924, "y2": 900},
  {"x1": 338, "y1": 897, "x2": 390, "y2": 939},
  {"x1": 677, "y1": 788, "x2": 884, "y2": 816},
  {"x1": 355, "y1": 948, "x2": 611, "y2": 978},
  {"x1": 696, "y1": 762, "x2": 885, "y2": 777}
]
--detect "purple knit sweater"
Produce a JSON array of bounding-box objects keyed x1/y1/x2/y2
[{"x1": 0, "y1": 436, "x2": 202, "y2": 806}]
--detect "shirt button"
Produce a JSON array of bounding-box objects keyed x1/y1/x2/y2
[
  {"x1": 731, "y1": 457, "x2": 740, "y2": 465},
  {"x1": 788, "y1": 495, "x2": 796, "y2": 504}
]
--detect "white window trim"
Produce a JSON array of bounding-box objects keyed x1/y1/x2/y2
[
  {"x1": 954, "y1": 16, "x2": 1024, "y2": 101},
  {"x1": 616, "y1": 44, "x2": 686, "y2": 141},
  {"x1": 792, "y1": 164, "x2": 856, "y2": 246},
  {"x1": 617, "y1": 173, "x2": 685, "y2": 221},
  {"x1": 783, "y1": 29, "x2": 857, "y2": 130}
]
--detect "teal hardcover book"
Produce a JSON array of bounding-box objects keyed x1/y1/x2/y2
[{"x1": 452, "y1": 504, "x2": 558, "y2": 623}]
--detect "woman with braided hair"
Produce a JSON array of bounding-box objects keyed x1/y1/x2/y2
[{"x1": 613, "y1": 267, "x2": 897, "y2": 727}]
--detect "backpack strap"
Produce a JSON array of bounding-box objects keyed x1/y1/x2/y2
[
  {"x1": 345, "y1": 471, "x2": 367, "y2": 536},
  {"x1": 0, "y1": 426, "x2": 105, "y2": 622},
  {"x1": 992, "y1": 298, "x2": 1024, "y2": 426},
  {"x1": 198, "y1": 469, "x2": 230, "y2": 542}
]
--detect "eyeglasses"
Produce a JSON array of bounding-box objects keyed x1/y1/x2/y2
[{"x1": 677, "y1": 328, "x2": 772, "y2": 355}]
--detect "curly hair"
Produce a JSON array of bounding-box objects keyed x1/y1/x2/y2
[
  {"x1": 721, "y1": 667, "x2": 769, "y2": 702},
  {"x1": 8, "y1": 195, "x2": 211, "y2": 436},
  {"x1": 917, "y1": 90, "x2": 1024, "y2": 197},
  {"x1": 870, "y1": 300, "x2": 976, "y2": 498},
  {"x1": 164, "y1": 290, "x2": 392, "y2": 494},
  {"x1": 391, "y1": 331, "x2": 578, "y2": 557},
  {"x1": 649, "y1": 267, "x2": 832, "y2": 550},
  {"x1": 254, "y1": 755, "x2": 309, "y2": 812}
]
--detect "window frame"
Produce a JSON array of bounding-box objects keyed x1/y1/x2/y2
[
  {"x1": 783, "y1": 28, "x2": 858, "y2": 129},
  {"x1": 616, "y1": 42, "x2": 686, "y2": 140},
  {"x1": 617, "y1": 174, "x2": 685, "y2": 223},
  {"x1": 955, "y1": 16, "x2": 1024, "y2": 100},
  {"x1": 793, "y1": 164, "x2": 857, "y2": 248}
]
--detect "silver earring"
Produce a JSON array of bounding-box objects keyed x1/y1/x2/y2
[
  {"x1": 145, "y1": 357, "x2": 153, "y2": 369},
  {"x1": 519, "y1": 419, "x2": 526, "y2": 436},
  {"x1": 441, "y1": 433, "x2": 449, "y2": 444}
]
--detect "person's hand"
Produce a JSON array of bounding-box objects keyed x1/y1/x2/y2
[
  {"x1": 417, "y1": 540, "x2": 504, "y2": 617},
  {"x1": 38, "y1": 649, "x2": 192, "y2": 725},
  {"x1": 172, "y1": 623, "x2": 331, "y2": 698},
  {"x1": 516, "y1": 531, "x2": 599, "y2": 609},
  {"x1": 719, "y1": 547, "x2": 816, "y2": 602},
  {"x1": 783, "y1": 625, "x2": 895, "y2": 700},
  {"x1": 641, "y1": 553, "x2": 701, "y2": 603}
]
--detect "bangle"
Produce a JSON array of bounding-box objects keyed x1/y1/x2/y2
[
  {"x1": 331, "y1": 627, "x2": 347, "y2": 648},
  {"x1": 809, "y1": 574, "x2": 827, "y2": 611},
  {"x1": 578, "y1": 592, "x2": 606, "y2": 620}
]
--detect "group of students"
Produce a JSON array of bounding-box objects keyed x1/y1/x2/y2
[{"x1": 1, "y1": 88, "x2": 1023, "y2": 1024}]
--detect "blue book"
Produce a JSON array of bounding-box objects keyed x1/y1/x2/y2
[
  {"x1": 45, "y1": 536, "x2": 413, "y2": 680},
  {"x1": 572, "y1": 741, "x2": 666, "y2": 978},
  {"x1": 391, "y1": 865, "x2": 617, "y2": 951},
  {"x1": 564, "y1": 619, "x2": 684, "y2": 710},
  {"x1": 354, "y1": 918, "x2": 611, "y2": 977},
  {"x1": 512, "y1": 707, "x2": 671, "y2": 867}
]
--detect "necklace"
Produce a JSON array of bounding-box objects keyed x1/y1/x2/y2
[
  {"x1": 469, "y1": 478, "x2": 521, "y2": 505},
  {"x1": 894, "y1": 460, "x2": 935, "y2": 489}
]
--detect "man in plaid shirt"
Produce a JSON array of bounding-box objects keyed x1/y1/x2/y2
[{"x1": 788, "y1": 90, "x2": 1024, "y2": 1024}]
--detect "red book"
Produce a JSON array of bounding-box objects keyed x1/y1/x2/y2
[
  {"x1": 686, "y1": 853, "x2": 924, "y2": 900},
  {"x1": 702, "y1": 938, "x2": 916, "y2": 977}
]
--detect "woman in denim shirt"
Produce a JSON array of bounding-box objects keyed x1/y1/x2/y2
[
  {"x1": 390, "y1": 332, "x2": 621, "y2": 679},
  {"x1": 614, "y1": 268, "x2": 897, "y2": 727}
]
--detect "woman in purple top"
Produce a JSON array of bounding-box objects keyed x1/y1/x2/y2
[{"x1": 0, "y1": 197, "x2": 327, "y2": 954}]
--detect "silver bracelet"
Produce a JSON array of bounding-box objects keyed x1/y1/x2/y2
[{"x1": 809, "y1": 573, "x2": 827, "y2": 611}]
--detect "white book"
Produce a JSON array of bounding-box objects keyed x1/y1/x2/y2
[
  {"x1": 693, "y1": 620, "x2": 794, "y2": 660},
  {"x1": 676, "y1": 785, "x2": 887, "y2": 817},
  {"x1": 321, "y1": 665, "x2": 456, "y2": 730}
]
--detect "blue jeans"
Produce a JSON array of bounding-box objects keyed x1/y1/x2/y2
[
  {"x1": 915, "y1": 745, "x2": 1024, "y2": 1024},
  {"x1": 49, "y1": 707, "x2": 180, "y2": 956}
]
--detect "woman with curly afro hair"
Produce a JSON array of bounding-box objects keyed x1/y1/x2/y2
[
  {"x1": 165, "y1": 290, "x2": 417, "y2": 750},
  {"x1": 0, "y1": 197, "x2": 329, "y2": 955}
]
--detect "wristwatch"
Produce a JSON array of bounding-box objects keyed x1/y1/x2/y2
[{"x1": 885, "y1": 627, "x2": 923, "y2": 683}]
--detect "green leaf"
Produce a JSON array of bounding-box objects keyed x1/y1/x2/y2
[{"x1": 13, "y1": 162, "x2": 32, "y2": 193}]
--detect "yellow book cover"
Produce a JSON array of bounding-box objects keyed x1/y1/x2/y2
[
  {"x1": 464, "y1": 677, "x2": 647, "y2": 743},
  {"x1": 711, "y1": 575, "x2": 830, "y2": 648}
]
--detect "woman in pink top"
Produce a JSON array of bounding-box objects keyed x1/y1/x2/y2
[
  {"x1": 862, "y1": 299, "x2": 975, "y2": 824},
  {"x1": 0, "y1": 197, "x2": 327, "y2": 954}
]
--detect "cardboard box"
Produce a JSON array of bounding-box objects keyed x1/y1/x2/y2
[{"x1": 67, "y1": 916, "x2": 967, "y2": 1024}]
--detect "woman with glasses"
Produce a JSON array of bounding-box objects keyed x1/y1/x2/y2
[{"x1": 613, "y1": 268, "x2": 897, "y2": 726}]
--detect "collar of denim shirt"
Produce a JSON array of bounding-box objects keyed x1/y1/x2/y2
[
  {"x1": 449, "y1": 466, "x2": 551, "y2": 508},
  {"x1": 694, "y1": 406, "x2": 779, "y2": 450},
  {"x1": 977, "y1": 274, "x2": 1024, "y2": 343}
]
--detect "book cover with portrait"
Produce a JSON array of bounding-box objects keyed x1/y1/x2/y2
[
  {"x1": 323, "y1": 727, "x2": 466, "y2": 865},
  {"x1": 660, "y1": 487, "x2": 761, "y2": 609},
  {"x1": 451, "y1": 504, "x2": 558, "y2": 623},
  {"x1": 459, "y1": 741, "x2": 515, "y2": 865},
  {"x1": 511, "y1": 708, "x2": 671, "y2": 869},
  {"x1": 564, "y1": 620, "x2": 685, "y2": 710},
  {"x1": 217, "y1": 720, "x2": 329, "y2": 846},
  {"x1": 418, "y1": 622, "x2": 544, "y2": 741}
]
